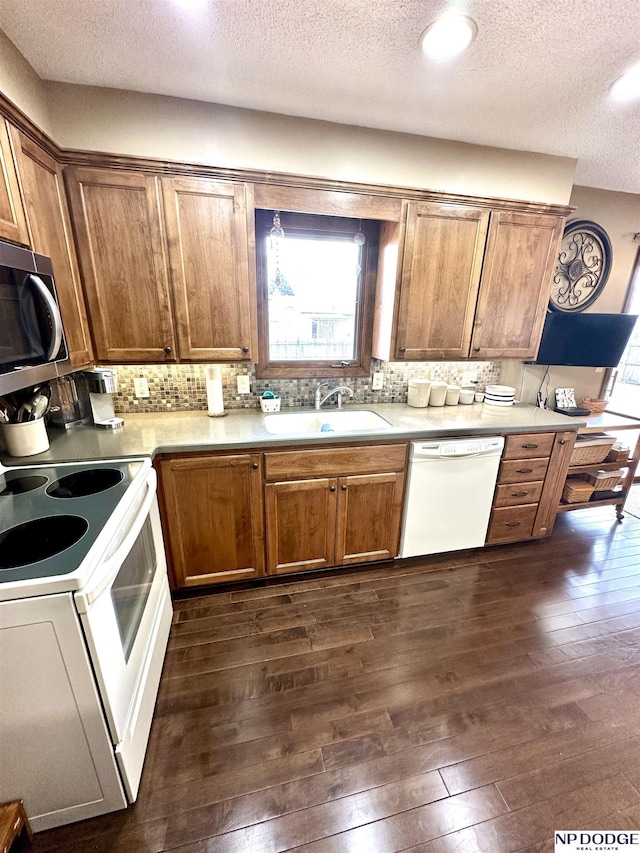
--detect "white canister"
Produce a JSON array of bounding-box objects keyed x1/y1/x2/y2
[
  {"x1": 1, "y1": 419, "x2": 50, "y2": 457},
  {"x1": 407, "y1": 379, "x2": 431, "y2": 408},
  {"x1": 445, "y1": 385, "x2": 461, "y2": 406},
  {"x1": 459, "y1": 388, "x2": 475, "y2": 405},
  {"x1": 428, "y1": 381, "x2": 448, "y2": 406}
]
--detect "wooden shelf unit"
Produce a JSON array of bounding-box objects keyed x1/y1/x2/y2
[{"x1": 558, "y1": 412, "x2": 640, "y2": 520}]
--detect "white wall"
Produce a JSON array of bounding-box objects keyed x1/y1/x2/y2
[
  {"x1": 0, "y1": 30, "x2": 51, "y2": 134},
  {"x1": 44, "y1": 82, "x2": 576, "y2": 206}
]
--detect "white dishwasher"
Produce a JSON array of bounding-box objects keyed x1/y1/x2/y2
[{"x1": 399, "y1": 436, "x2": 505, "y2": 558}]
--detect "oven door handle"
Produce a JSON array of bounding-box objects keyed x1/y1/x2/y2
[{"x1": 75, "y1": 471, "x2": 158, "y2": 611}]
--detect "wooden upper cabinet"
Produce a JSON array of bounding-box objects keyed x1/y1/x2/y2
[
  {"x1": 9, "y1": 128, "x2": 92, "y2": 367},
  {"x1": 470, "y1": 211, "x2": 564, "y2": 359},
  {"x1": 162, "y1": 177, "x2": 257, "y2": 361},
  {"x1": 394, "y1": 202, "x2": 490, "y2": 359},
  {"x1": 66, "y1": 167, "x2": 176, "y2": 362},
  {"x1": 374, "y1": 201, "x2": 565, "y2": 362},
  {"x1": 0, "y1": 119, "x2": 29, "y2": 245}
]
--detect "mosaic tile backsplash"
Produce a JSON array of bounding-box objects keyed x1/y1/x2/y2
[{"x1": 110, "y1": 361, "x2": 502, "y2": 414}]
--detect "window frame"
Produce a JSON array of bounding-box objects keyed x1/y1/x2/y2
[{"x1": 255, "y1": 209, "x2": 379, "y2": 379}]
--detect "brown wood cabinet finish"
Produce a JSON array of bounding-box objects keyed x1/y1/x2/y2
[
  {"x1": 66, "y1": 167, "x2": 176, "y2": 362},
  {"x1": 265, "y1": 477, "x2": 337, "y2": 574},
  {"x1": 0, "y1": 118, "x2": 28, "y2": 245},
  {"x1": 157, "y1": 453, "x2": 265, "y2": 587},
  {"x1": 498, "y1": 457, "x2": 550, "y2": 483},
  {"x1": 9, "y1": 127, "x2": 92, "y2": 367},
  {"x1": 502, "y1": 432, "x2": 556, "y2": 460},
  {"x1": 162, "y1": 176, "x2": 257, "y2": 361},
  {"x1": 394, "y1": 202, "x2": 490, "y2": 360},
  {"x1": 493, "y1": 480, "x2": 544, "y2": 508},
  {"x1": 264, "y1": 444, "x2": 407, "y2": 481},
  {"x1": 265, "y1": 443, "x2": 407, "y2": 575},
  {"x1": 335, "y1": 472, "x2": 404, "y2": 564},
  {"x1": 486, "y1": 504, "x2": 538, "y2": 544},
  {"x1": 470, "y1": 211, "x2": 564, "y2": 359},
  {"x1": 487, "y1": 430, "x2": 577, "y2": 545}
]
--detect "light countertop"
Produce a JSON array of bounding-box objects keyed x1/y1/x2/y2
[{"x1": 0, "y1": 402, "x2": 591, "y2": 467}]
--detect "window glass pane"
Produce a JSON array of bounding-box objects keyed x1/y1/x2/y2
[{"x1": 266, "y1": 233, "x2": 362, "y2": 362}]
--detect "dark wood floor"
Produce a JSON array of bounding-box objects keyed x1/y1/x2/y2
[{"x1": 32, "y1": 506, "x2": 640, "y2": 852}]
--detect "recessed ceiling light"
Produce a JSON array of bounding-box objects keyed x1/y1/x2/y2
[
  {"x1": 419, "y1": 15, "x2": 478, "y2": 61},
  {"x1": 610, "y1": 63, "x2": 640, "y2": 101}
]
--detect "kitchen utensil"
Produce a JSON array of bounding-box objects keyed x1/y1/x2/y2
[{"x1": 30, "y1": 393, "x2": 50, "y2": 420}]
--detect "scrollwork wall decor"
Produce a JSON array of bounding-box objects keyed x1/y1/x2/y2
[{"x1": 550, "y1": 219, "x2": 612, "y2": 312}]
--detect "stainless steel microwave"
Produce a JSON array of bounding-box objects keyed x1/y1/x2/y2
[{"x1": 0, "y1": 240, "x2": 69, "y2": 395}]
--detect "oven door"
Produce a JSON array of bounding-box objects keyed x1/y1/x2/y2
[{"x1": 74, "y1": 468, "x2": 172, "y2": 800}]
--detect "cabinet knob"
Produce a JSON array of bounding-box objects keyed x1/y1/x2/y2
[
  {"x1": 163, "y1": 345, "x2": 172, "y2": 354},
  {"x1": 473, "y1": 347, "x2": 481, "y2": 353},
  {"x1": 559, "y1": 439, "x2": 567, "y2": 445},
  {"x1": 400, "y1": 347, "x2": 406, "y2": 353},
  {"x1": 242, "y1": 346, "x2": 249, "y2": 353},
  {"x1": 252, "y1": 462, "x2": 259, "y2": 470},
  {"x1": 341, "y1": 484, "x2": 348, "y2": 491},
  {"x1": 329, "y1": 485, "x2": 336, "y2": 492}
]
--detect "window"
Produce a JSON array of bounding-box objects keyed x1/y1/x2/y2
[{"x1": 255, "y1": 210, "x2": 379, "y2": 378}]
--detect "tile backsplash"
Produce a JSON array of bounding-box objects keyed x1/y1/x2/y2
[{"x1": 111, "y1": 360, "x2": 502, "y2": 414}]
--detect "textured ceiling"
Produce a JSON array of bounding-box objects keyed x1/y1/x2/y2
[{"x1": 1, "y1": 0, "x2": 639, "y2": 193}]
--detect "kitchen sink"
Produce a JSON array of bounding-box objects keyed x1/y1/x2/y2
[{"x1": 262, "y1": 410, "x2": 392, "y2": 435}]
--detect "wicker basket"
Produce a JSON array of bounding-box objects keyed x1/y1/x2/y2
[
  {"x1": 605, "y1": 442, "x2": 630, "y2": 462},
  {"x1": 562, "y1": 479, "x2": 595, "y2": 503},
  {"x1": 583, "y1": 469, "x2": 624, "y2": 491},
  {"x1": 569, "y1": 434, "x2": 616, "y2": 466},
  {"x1": 582, "y1": 397, "x2": 608, "y2": 415}
]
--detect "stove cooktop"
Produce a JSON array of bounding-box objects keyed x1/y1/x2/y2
[{"x1": 0, "y1": 459, "x2": 147, "y2": 585}]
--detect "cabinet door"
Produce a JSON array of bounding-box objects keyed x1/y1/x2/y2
[
  {"x1": 10, "y1": 128, "x2": 92, "y2": 367},
  {"x1": 395, "y1": 202, "x2": 489, "y2": 359},
  {"x1": 336, "y1": 472, "x2": 404, "y2": 565},
  {"x1": 470, "y1": 211, "x2": 564, "y2": 359},
  {"x1": 158, "y1": 454, "x2": 264, "y2": 587},
  {"x1": 265, "y1": 478, "x2": 337, "y2": 575},
  {"x1": 162, "y1": 177, "x2": 257, "y2": 361},
  {"x1": 66, "y1": 167, "x2": 176, "y2": 362},
  {"x1": 0, "y1": 119, "x2": 28, "y2": 245}
]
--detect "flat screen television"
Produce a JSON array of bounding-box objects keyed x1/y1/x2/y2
[{"x1": 533, "y1": 312, "x2": 638, "y2": 367}]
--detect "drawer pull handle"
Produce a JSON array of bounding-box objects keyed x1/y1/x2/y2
[
  {"x1": 505, "y1": 521, "x2": 522, "y2": 527},
  {"x1": 512, "y1": 491, "x2": 528, "y2": 497},
  {"x1": 522, "y1": 444, "x2": 538, "y2": 449},
  {"x1": 516, "y1": 468, "x2": 533, "y2": 474}
]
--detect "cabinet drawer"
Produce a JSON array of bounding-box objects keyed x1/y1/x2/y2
[
  {"x1": 486, "y1": 505, "x2": 537, "y2": 544},
  {"x1": 265, "y1": 444, "x2": 407, "y2": 481},
  {"x1": 503, "y1": 432, "x2": 555, "y2": 460},
  {"x1": 498, "y1": 457, "x2": 549, "y2": 484},
  {"x1": 493, "y1": 480, "x2": 543, "y2": 507}
]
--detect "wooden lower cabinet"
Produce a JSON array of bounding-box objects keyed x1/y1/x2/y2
[
  {"x1": 486, "y1": 429, "x2": 577, "y2": 545},
  {"x1": 157, "y1": 453, "x2": 264, "y2": 588},
  {"x1": 264, "y1": 444, "x2": 407, "y2": 575},
  {"x1": 265, "y1": 471, "x2": 404, "y2": 575}
]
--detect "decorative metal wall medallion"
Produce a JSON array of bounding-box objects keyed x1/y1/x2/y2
[{"x1": 550, "y1": 220, "x2": 613, "y2": 312}]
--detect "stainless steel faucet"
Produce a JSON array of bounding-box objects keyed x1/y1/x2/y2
[{"x1": 314, "y1": 383, "x2": 354, "y2": 410}]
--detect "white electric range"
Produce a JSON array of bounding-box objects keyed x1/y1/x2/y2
[{"x1": 0, "y1": 457, "x2": 172, "y2": 832}]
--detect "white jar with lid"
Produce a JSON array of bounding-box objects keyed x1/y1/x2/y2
[
  {"x1": 445, "y1": 385, "x2": 461, "y2": 405},
  {"x1": 407, "y1": 379, "x2": 431, "y2": 407},
  {"x1": 459, "y1": 388, "x2": 475, "y2": 405},
  {"x1": 428, "y1": 381, "x2": 448, "y2": 406}
]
